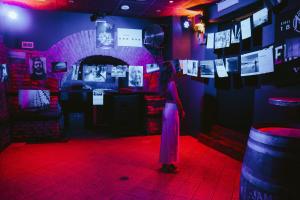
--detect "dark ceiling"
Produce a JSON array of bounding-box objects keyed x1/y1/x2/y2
[{"x1": 2, "y1": 0, "x2": 219, "y2": 17}]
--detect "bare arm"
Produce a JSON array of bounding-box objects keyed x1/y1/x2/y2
[{"x1": 169, "y1": 81, "x2": 185, "y2": 118}]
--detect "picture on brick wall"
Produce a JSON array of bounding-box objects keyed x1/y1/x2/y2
[
  {"x1": 52, "y1": 62, "x2": 67, "y2": 72},
  {"x1": 8, "y1": 51, "x2": 26, "y2": 64},
  {"x1": 83, "y1": 65, "x2": 107, "y2": 82},
  {"x1": 96, "y1": 20, "x2": 115, "y2": 49},
  {"x1": 111, "y1": 65, "x2": 127, "y2": 77},
  {"x1": 18, "y1": 90, "x2": 50, "y2": 111},
  {"x1": 146, "y1": 63, "x2": 160, "y2": 73},
  {"x1": 128, "y1": 66, "x2": 143, "y2": 87},
  {"x1": 0, "y1": 64, "x2": 8, "y2": 82},
  {"x1": 29, "y1": 57, "x2": 47, "y2": 80}
]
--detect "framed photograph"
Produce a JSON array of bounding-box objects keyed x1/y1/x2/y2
[
  {"x1": 240, "y1": 18, "x2": 252, "y2": 40},
  {"x1": 96, "y1": 20, "x2": 115, "y2": 49},
  {"x1": 200, "y1": 60, "x2": 215, "y2": 78},
  {"x1": 0, "y1": 64, "x2": 8, "y2": 82},
  {"x1": 52, "y1": 62, "x2": 67, "y2": 72},
  {"x1": 225, "y1": 56, "x2": 239, "y2": 73},
  {"x1": 231, "y1": 24, "x2": 241, "y2": 44},
  {"x1": 241, "y1": 51, "x2": 260, "y2": 76},
  {"x1": 215, "y1": 29, "x2": 230, "y2": 49},
  {"x1": 128, "y1": 66, "x2": 143, "y2": 87},
  {"x1": 215, "y1": 59, "x2": 228, "y2": 78},
  {"x1": 253, "y1": 8, "x2": 269, "y2": 28},
  {"x1": 187, "y1": 60, "x2": 198, "y2": 77},
  {"x1": 93, "y1": 89, "x2": 104, "y2": 105},
  {"x1": 82, "y1": 65, "x2": 107, "y2": 82},
  {"x1": 29, "y1": 57, "x2": 47, "y2": 80},
  {"x1": 111, "y1": 65, "x2": 127, "y2": 77}
]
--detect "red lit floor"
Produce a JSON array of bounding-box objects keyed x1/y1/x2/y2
[{"x1": 0, "y1": 135, "x2": 241, "y2": 200}]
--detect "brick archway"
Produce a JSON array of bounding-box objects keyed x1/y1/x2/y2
[{"x1": 46, "y1": 30, "x2": 157, "y2": 69}]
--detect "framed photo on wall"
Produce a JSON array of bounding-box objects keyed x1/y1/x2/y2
[{"x1": 29, "y1": 57, "x2": 47, "y2": 80}]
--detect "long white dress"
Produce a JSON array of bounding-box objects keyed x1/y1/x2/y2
[{"x1": 159, "y1": 83, "x2": 180, "y2": 164}]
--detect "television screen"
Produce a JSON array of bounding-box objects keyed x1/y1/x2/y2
[
  {"x1": 146, "y1": 63, "x2": 160, "y2": 73},
  {"x1": 187, "y1": 60, "x2": 198, "y2": 77},
  {"x1": 18, "y1": 90, "x2": 50, "y2": 111},
  {"x1": 215, "y1": 29, "x2": 231, "y2": 49},
  {"x1": 0, "y1": 64, "x2": 8, "y2": 82},
  {"x1": 241, "y1": 46, "x2": 274, "y2": 76},
  {"x1": 231, "y1": 24, "x2": 241, "y2": 44},
  {"x1": 71, "y1": 64, "x2": 79, "y2": 80},
  {"x1": 128, "y1": 66, "x2": 143, "y2": 87},
  {"x1": 93, "y1": 89, "x2": 104, "y2": 105},
  {"x1": 225, "y1": 57, "x2": 239, "y2": 73},
  {"x1": 200, "y1": 60, "x2": 215, "y2": 78},
  {"x1": 52, "y1": 62, "x2": 67, "y2": 72},
  {"x1": 206, "y1": 33, "x2": 215, "y2": 49},
  {"x1": 240, "y1": 18, "x2": 252, "y2": 40},
  {"x1": 215, "y1": 59, "x2": 228, "y2": 78},
  {"x1": 83, "y1": 65, "x2": 107, "y2": 82},
  {"x1": 111, "y1": 65, "x2": 127, "y2": 77},
  {"x1": 253, "y1": 8, "x2": 269, "y2": 28}
]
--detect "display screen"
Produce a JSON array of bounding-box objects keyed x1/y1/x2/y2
[
  {"x1": 215, "y1": 59, "x2": 228, "y2": 78},
  {"x1": 187, "y1": 60, "x2": 198, "y2": 77},
  {"x1": 225, "y1": 57, "x2": 239, "y2": 73},
  {"x1": 240, "y1": 18, "x2": 252, "y2": 40},
  {"x1": 231, "y1": 24, "x2": 241, "y2": 44},
  {"x1": 18, "y1": 90, "x2": 50, "y2": 111},
  {"x1": 200, "y1": 60, "x2": 215, "y2": 78},
  {"x1": 146, "y1": 63, "x2": 160, "y2": 73},
  {"x1": 128, "y1": 66, "x2": 143, "y2": 87},
  {"x1": 52, "y1": 62, "x2": 67, "y2": 72},
  {"x1": 253, "y1": 8, "x2": 269, "y2": 28},
  {"x1": 215, "y1": 29, "x2": 231, "y2": 49},
  {"x1": 111, "y1": 65, "x2": 127, "y2": 77},
  {"x1": 0, "y1": 64, "x2": 8, "y2": 82},
  {"x1": 286, "y1": 37, "x2": 300, "y2": 58},
  {"x1": 241, "y1": 46, "x2": 274, "y2": 76},
  {"x1": 93, "y1": 89, "x2": 104, "y2": 105}
]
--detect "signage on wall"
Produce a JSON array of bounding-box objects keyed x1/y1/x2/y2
[
  {"x1": 21, "y1": 41, "x2": 34, "y2": 49},
  {"x1": 117, "y1": 28, "x2": 142, "y2": 47},
  {"x1": 217, "y1": 0, "x2": 239, "y2": 12},
  {"x1": 276, "y1": 7, "x2": 300, "y2": 41}
]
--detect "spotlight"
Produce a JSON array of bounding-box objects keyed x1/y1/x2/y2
[
  {"x1": 181, "y1": 16, "x2": 191, "y2": 30},
  {"x1": 7, "y1": 10, "x2": 18, "y2": 20}
]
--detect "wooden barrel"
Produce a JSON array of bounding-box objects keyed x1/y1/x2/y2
[{"x1": 240, "y1": 125, "x2": 300, "y2": 200}]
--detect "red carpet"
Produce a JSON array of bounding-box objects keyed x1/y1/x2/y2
[{"x1": 0, "y1": 135, "x2": 241, "y2": 200}]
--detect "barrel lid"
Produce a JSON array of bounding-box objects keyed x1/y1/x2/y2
[
  {"x1": 268, "y1": 97, "x2": 300, "y2": 107},
  {"x1": 258, "y1": 127, "x2": 300, "y2": 138}
]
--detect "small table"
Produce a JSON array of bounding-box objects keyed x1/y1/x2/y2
[{"x1": 268, "y1": 97, "x2": 300, "y2": 107}]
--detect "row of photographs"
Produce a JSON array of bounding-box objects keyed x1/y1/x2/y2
[
  {"x1": 180, "y1": 45, "x2": 274, "y2": 78},
  {"x1": 206, "y1": 7, "x2": 269, "y2": 49}
]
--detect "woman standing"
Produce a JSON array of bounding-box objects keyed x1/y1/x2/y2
[{"x1": 159, "y1": 61, "x2": 185, "y2": 173}]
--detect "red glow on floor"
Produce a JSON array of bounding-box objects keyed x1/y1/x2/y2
[{"x1": 0, "y1": 135, "x2": 241, "y2": 199}]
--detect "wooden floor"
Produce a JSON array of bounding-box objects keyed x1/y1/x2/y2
[{"x1": 0, "y1": 135, "x2": 241, "y2": 200}]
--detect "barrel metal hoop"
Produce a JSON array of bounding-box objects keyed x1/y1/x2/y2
[
  {"x1": 250, "y1": 128, "x2": 292, "y2": 148},
  {"x1": 241, "y1": 166, "x2": 285, "y2": 193},
  {"x1": 247, "y1": 141, "x2": 292, "y2": 158}
]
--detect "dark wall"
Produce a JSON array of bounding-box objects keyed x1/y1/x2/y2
[{"x1": 173, "y1": 0, "x2": 300, "y2": 134}]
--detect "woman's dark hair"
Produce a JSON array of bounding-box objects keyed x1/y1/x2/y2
[{"x1": 159, "y1": 61, "x2": 174, "y2": 96}]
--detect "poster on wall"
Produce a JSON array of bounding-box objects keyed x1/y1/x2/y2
[
  {"x1": 215, "y1": 29, "x2": 231, "y2": 49},
  {"x1": 8, "y1": 51, "x2": 26, "y2": 64},
  {"x1": 52, "y1": 62, "x2": 67, "y2": 72},
  {"x1": 146, "y1": 64, "x2": 160, "y2": 73},
  {"x1": 240, "y1": 18, "x2": 252, "y2": 40},
  {"x1": 93, "y1": 89, "x2": 104, "y2": 105},
  {"x1": 187, "y1": 60, "x2": 198, "y2": 77},
  {"x1": 0, "y1": 64, "x2": 8, "y2": 82},
  {"x1": 276, "y1": 7, "x2": 300, "y2": 42},
  {"x1": 200, "y1": 60, "x2": 215, "y2": 78},
  {"x1": 128, "y1": 66, "x2": 143, "y2": 87},
  {"x1": 286, "y1": 37, "x2": 300, "y2": 58},
  {"x1": 96, "y1": 20, "x2": 115, "y2": 49},
  {"x1": 83, "y1": 65, "x2": 107, "y2": 82},
  {"x1": 231, "y1": 24, "x2": 241, "y2": 44},
  {"x1": 29, "y1": 57, "x2": 47, "y2": 80},
  {"x1": 117, "y1": 28, "x2": 142, "y2": 47},
  {"x1": 111, "y1": 65, "x2": 127, "y2": 77},
  {"x1": 215, "y1": 59, "x2": 228, "y2": 78},
  {"x1": 241, "y1": 46, "x2": 274, "y2": 76},
  {"x1": 253, "y1": 7, "x2": 269, "y2": 28},
  {"x1": 71, "y1": 64, "x2": 79, "y2": 80},
  {"x1": 225, "y1": 56, "x2": 239, "y2": 73},
  {"x1": 206, "y1": 33, "x2": 215, "y2": 49}
]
